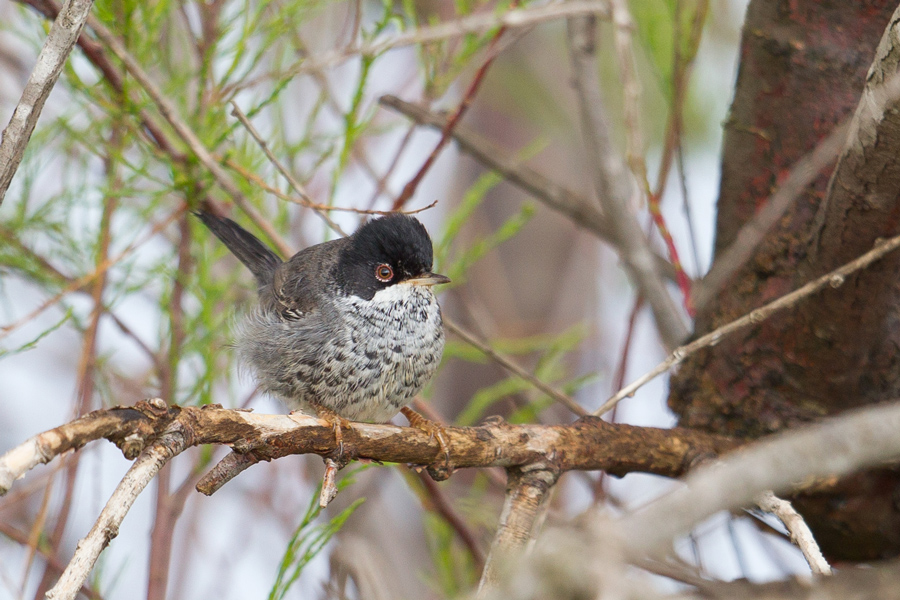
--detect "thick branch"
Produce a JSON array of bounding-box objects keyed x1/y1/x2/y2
[
  {"x1": 620, "y1": 400, "x2": 900, "y2": 558},
  {"x1": 0, "y1": 403, "x2": 739, "y2": 499},
  {"x1": 811, "y1": 8, "x2": 900, "y2": 265},
  {"x1": 478, "y1": 466, "x2": 560, "y2": 595}
]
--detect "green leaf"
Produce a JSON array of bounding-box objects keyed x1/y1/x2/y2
[{"x1": 268, "y1": 468, "x2": 367, "y2": 600}]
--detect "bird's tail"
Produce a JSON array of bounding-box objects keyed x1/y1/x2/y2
[{"x1": 195, "y1": 211, "x2": 282, "y2": 286}]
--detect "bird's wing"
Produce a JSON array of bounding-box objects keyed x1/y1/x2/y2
[{"x1": 270, "y1": 238, "x2": 346, "y2": 320}]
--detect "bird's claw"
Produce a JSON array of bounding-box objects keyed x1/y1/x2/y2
[
  {"x1": 400, "y1": 406, "x2": 452, "y2": 480},
  {"x1": 311, "y1": 402, "x2": 352, "y2": 463}
]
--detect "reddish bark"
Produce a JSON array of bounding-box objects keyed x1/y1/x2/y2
[{"x1": 669, "y1": 0, "x2": 900, "y2": 560}]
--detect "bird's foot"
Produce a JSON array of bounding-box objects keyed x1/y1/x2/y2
[
  {"x1": 308, "y1": 403, "x2": 353, "y2": 508},
  {"x1": 310, "y1": 402, "x2": 352, "y2": 462},
  {"x1": 400, "y1": 406, "x2": 452, "y2": 480}
]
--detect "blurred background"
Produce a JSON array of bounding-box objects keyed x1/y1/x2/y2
[{"x1": 0, "y1": 1, "x2": 814, "y2": 598}]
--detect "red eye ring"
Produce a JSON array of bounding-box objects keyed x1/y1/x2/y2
[{"x1": 375, "y1": 263, "x2": 394, "y2": 282}]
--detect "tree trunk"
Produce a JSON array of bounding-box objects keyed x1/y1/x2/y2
[{"x1": 669, "y1": 0, "x2": 900, "y2": 560}]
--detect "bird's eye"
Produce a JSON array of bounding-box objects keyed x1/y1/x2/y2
[{"x1": 375, "y1": 264, "x2": 394, "y2": 282}]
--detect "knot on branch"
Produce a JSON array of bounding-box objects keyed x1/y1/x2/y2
[{"x1": 107, "y1": 398, "x2": 180, "y2": 460}]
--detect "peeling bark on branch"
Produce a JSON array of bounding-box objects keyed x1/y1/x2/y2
[
  {"x1": 0, "y1": 403, "x2": 739, "y2": 497},
  {"x1": 0, "y1": 402, "x2": 739, "y2": 597}
]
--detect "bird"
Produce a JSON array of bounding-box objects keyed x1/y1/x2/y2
[{"x1": 196, "y1": 210, "x2": 450, "y2": 431}]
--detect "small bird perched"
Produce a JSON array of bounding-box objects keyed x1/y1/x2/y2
[{"x1": 196, "y1": 210, "x2": 450, "y2": 426}]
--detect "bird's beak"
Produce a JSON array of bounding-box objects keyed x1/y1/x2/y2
[{"x1": 407, "y1": 272, "x2": 451, "y2": 287}]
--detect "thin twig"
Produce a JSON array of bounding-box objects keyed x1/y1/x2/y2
[
  {"x1": 445, "y1": 320, "x2": 586, "y2": 417},
  {"x1": 378, "y1": 95, "x2": 680, "y2": 282},
  {"x1": 223, "y1": 157, "x2": 436, "y2": 216},
  {"x1": 567, "y1": 16, "x2": 689, "y2": 349},
  {"x1": 755, "y1": 491, "x2": 832, "y2": 576},
  {"x1": 0, "y1": 0, "x2": 95, "y2": 204},
  {"x1": 608, "y1": 0, "x2": 693, "y2": 311},
  {"x1": 595, "y1": 232, "x2": 900, "y2": 416},
  {"x1": 287, "y1": 31, "x2": 403, "y2": 209},
  {"x1": 229, "y1": 102, "x2": 345, "y2": 235},
  {"x1": 670, "y1": 0, "x2": 709, "y2": 275},
  {"x1": 392, "y1": 5, "x2": 518, "y2": 210},
  {"x1": 85, "y1": 16, "x2": 292, "y2": 257},
  {"x1": 266, "y1": 1, "x2": 612, "y2": 82}
]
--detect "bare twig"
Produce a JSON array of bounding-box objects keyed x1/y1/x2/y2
[
  {"x1": 755, "y1": 491, "x2": 832, "y2": 576},
  {"x1": 608, "y1": 0, "x2": 694, "y2": 310},
  {"x1": 478, "y1": 466, "x2": 560, "y2": 595},
  {"x1": 445, "y1": 320, "x2": 586, "y2": 417},
  {"x1": 229, "y1": 102, "x2": 345, "y2": 235},
  {"x1": 0, "y1": 0, "x2": 95, "y2": 204},
  {"x1": 567, "y1": 16, "x2": 689, "y2": 349},
  {"x1": 378, "y1": 94, "x2": 680, "y2": 283},
  {"x1": 271, "y1": 1, "x2": 612, "y2": 80},
  {"x1": 391, "y1": 7, "x2": 514, "y2": 210},
  {"x1": 694, "y1": 118, "x2": 852, "y2": 311},
  {"x1": 595, "y1": 232, "x2": 900, "y2": 416},
  {"x1": 222, "y1": 157, "x2": 436, "y2": 216}
]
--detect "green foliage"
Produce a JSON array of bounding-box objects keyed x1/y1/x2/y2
[
  {"x1": 0, "y1": 310, "x2": 72, "y2": 359},
  {"x1": 435, "y1": 139, "x2": 544, "y2": 285},
  {"x1": 627, "y1": 0, "x2": 713, "y2": 143},
  {"x1": 269, "y1": 470, "x2": 366, "y2": 600},
  {"x1": 421, "y1": 512, "x2": 479, "y2": 595},
  {"x1": 452, "y1": 325, "x2": 595, "y2": 426}
]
